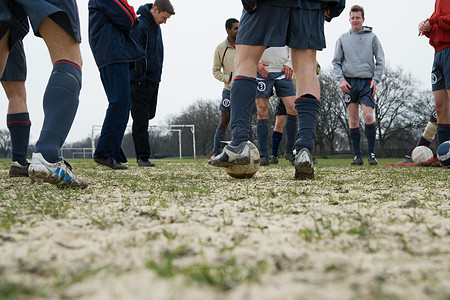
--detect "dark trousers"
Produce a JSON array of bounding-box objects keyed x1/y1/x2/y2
[
  {"x1": 130, "y1": 80, "x2": 159, "y2": 160},
  {"x1": 94, "y1": 63, "x2": 131, "y2": 163}
]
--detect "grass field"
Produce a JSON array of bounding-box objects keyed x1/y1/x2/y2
[{"x1": 0, "y1": 157, "x2": 449, "y2": 300}]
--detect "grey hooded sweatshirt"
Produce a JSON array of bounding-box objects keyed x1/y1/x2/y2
[{"x1": 332, "y1": 26, "x2": 385, "y2": 84}]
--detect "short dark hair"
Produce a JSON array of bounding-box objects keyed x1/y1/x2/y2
[
  {"x1": 225, "y1": 18, "x2": 239, "y2": 30},
  {"x1": 350, "y1": 5, "x2": 364, "y2": 19},
  {"x1": 154, "y1": 0, "x2": 175, "y2": 15}
]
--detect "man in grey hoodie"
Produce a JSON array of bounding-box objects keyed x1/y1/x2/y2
[{"x1": 332, "y1": 4, "x2": 385, "y2": 166}]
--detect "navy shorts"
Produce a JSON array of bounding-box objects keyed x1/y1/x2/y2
[
  {"x1": 429, "y1": 107, "x2": 437, "y2": 123},
  {"x1": 236, "y1": 1, "x2": 326, "y2": 50},
  {"x1": 0, "y1": 0, "x2": 81, "y2": 47},
  {"x1": 276, "y1": 98, "x2": 287, "y2": 116},
  {"x1": 220, "y1": 88, "x2": 231, "y2": 112},
  {"x1": 431, "y1": 46, "x2": 450, "y2": 91},
  {"x1": 343, "y1": 77, "x2": 374, "y2": 108},
  {"x1": 0, "y1": 38, "x2": 26, "y2": 81},
  {"x1": 256, "y1": 72, "x2": 296, "y2": 98}
]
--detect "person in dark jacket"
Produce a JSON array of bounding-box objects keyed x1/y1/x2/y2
[
  {"x1": 89, "y1": 0, "x2": 145, "y2": 169},
  {"x1": 129, "y1": 0, "x2": 175, "y2": 167}
]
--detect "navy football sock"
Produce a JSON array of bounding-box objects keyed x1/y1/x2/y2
[
  {"x1": 230, "y1": 76, "x2": 257, "y2": 146},
  {"x1": 35, "y1": 60, "x2": 81, "y2": 163},
  {"x1": 271, "y1": 131, "x2": 283, "y2": 157},
  {"x1": 285, "y1": 114, "x2": 297, "y2": 154},
  {"x1": 7, "y1": 112, "x2": 31, "y2": 165},
  {"x1": 257, "y1": 119, "x2": 269, "y2": 158},
  {"x1": 294, "y1": 95, "x2": 320, "y2": 152},
  {"x1": 365, "y1": 122, "x2": 376, "y2": 155},
  {"x1": 436, "y1": 124, "x2": 450, "y2": 145},
  {"x1": 350, "y1": 127, "x2": 361, "y2": 157},
  {"x1": 213, "y1": 127, "x2": 226, "y2": 156},
  {"x1": 417, "y1": 136, "x2": 432, "y2": 147}
]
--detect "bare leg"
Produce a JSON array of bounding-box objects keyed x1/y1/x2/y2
[
  {"x1": 434, "y1": 89, "x2": 450, "y2": 124},
  {"x1": 235, "y1": 44, "x2": 265, "y2": 78},
  {"x1": 1, "y1": 81, "x2": 27, "y2": 113},
  {"x1": 361, "y1": 104, "x2": 374, "y2": 125},
  {"x1": 38, "y1": 17, "x2": 82, "y2": 66},
  {"x1": 291, "y1": 49, "x2": 319, "y2": 99},
  {"x1": 347, "y1": 103, "x2": 360, "y2": 128}
]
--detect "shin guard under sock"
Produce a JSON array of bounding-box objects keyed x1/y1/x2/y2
[
  {"x1": 213, "y1": 128, "x2": 226, "y2": 156},
  {"x1": 294, "y1": 95, "x2": 320, "y2": 152},
  {"x1": 257, "y1": 119, "x2": 269, "y2": 158},
  {"x1": 285, "y1": 114, "x2": 297, "y2": 154},
  {"x1": 271, "y1": 131, "x2": 283, "y2": 157},
  {"x1": 7, "y1": 112, "x2": 31, "y2": 165},
  {"x1": 365, "y1": 122, "x2": 376, "y2": 155},
  {"x1": 350, "y1": 127, "x2": 361, "y2": 157},
  {"x1": 436, "y1": 124, "x2": 450, "y2": 145},
  {"x1": 230, "y1": 76, "x2": 257, "y2": 146},
  {"x1": 35, "y1": 60, "x2": 81, "y2": 163}
]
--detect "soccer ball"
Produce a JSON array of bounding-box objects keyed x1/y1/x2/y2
[
  {"x1": 411, "y1": 145, "x2": 433, "y2": 165},
  {"x1": 437, "y1": 141, "x2": 450, "y2": 166},
  {"x1": 224, "y1": 141, "x2": 260, "y2": 179}
]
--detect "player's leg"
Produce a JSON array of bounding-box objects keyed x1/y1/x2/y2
[
  {"x1": 2, "y1": 81, "x2": 30, "y2": 174},
  {"x1": 271, "y1": 99, "x2": 286, "y2": 161},
  {"x1": 434, "y1": 89, "x2": 450, "y2": 145},
  {"x1": 212, "y1": 89, "x2": 231, "y2": 157},
  {"x1": 281, "y1": 95, "x2": 297, "y2": 162},
  {"x1": 256, "y1": 97, "x2": 269, "y2": 164},
  {"x1": 231, "y1": 44, "x2": 266, "y2": 146},
  {"x1": 32, "y1": 16, "x2": 82, "y2": 163},
  {"x1": 212, "y1": 111, "x2": 231, "y2": 157},
  {"x1": 208, "y1": 44, "x2": 265, "y2": 167},
  {"x1": 361, "y1": 103, "x2": 377, "y2": 165},
  {"x1": 131, "y1": 80, "x2": 156, "y2": 167},
  {"x1": 25, "y1": 4, "x2": 86, "y2": 188},
  {"x1": 94, "y1": 63, "x2": 130, "y2": 169},
  {"x1": 431, "y1": 46, "x2": 450, "y2": 146},
  {"x1": 269, "y1": 114, "x2": 286, "y2": 164},
  {"x1": 417, "y1": 109, "x2": 437, "y2": 147},
  {"x1": 347, "y1": 102, "x2": 363, "y2": 165}
]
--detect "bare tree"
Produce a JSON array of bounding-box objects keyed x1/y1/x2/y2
[
  {"x1": 0, "y1": 129, "x2": 11, "y2": 158},
  {"x1": 168, "y1": 99, "x2": 220, "y2": 156},
  {"x1": 374, "y1": 65, "x2": 432, "y2": 157},
  {"x1": 317, "y1": 68, "x2": 349, "y2": 156}
]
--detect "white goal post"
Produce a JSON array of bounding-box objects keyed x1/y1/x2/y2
[{"x1": 91, "y1": 124, "x2": 196, "y2": 159}]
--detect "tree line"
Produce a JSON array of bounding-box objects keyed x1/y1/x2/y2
[{"x1": 0, "y1": 65, "x2": 435, "y2": 159}]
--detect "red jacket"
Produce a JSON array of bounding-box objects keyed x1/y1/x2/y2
[{"x1": 425, "y1": 0, "x2": 450, "y2": 52}]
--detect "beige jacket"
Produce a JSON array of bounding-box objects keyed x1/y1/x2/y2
[{"x1": 212, "y1": 38, "x2": 236, "y2": 90}]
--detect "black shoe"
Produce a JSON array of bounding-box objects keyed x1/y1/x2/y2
[
  {"x1": 351, "y1": 156, "x2": 363, "y2": 165},
  {"x1": 94, "y1": 156, "x2": 128, "y2": 170},
  {"x1": 294, "y1": 148, "x2": 314, "y2": 180},
  {"x1": 268, "y1": 155, "x2": 279, "y2": 164},
  {"x1": 9, "y1": 161, "x2": 30, "y2": 177},
  {"x1": 368, "y1": 153, "x2": 378, "y2": 165},
  {"x1": 284, "y1": 152, "x2": 295, "y2": 166},
  {"x1": 313, "y1": 158, "x2": 318, "y2": 165},
  {"x1": 260, "y1": 156, "x2": 269, "y2": 166},
  {"x1": 208, "y1": 141, "x2": 251, "y2": 167},
  {"x1": 138, "y1": 159, "x2": 155, "y2": 167}
]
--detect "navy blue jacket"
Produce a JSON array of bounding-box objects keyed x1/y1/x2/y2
[
  {"x1": 88, "y1": 0, "x2": 145, "y2": 69},
  {"x1": 130, "y1": 4, "x2": 164, "y2": 83}
]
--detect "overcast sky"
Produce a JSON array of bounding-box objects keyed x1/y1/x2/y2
[{"x1": 0, "y1": 0, "x2": 436, "y2": 144}]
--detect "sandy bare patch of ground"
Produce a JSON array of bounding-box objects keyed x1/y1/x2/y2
[{"x1": 0, "y1": 159, "x2": 449, "y2": 299}]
